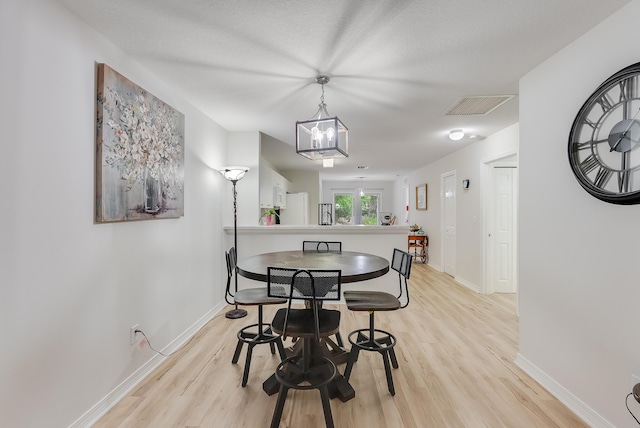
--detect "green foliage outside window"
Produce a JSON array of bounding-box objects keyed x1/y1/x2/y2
[
  {"x1": 335, "y1": 194, "x2": 353, "y2": 225},
  {"x1": 361, "y1": 194, "x2": 378, "y2": 225},
  {"x1": 334, "y1": 193, "x2": 379, "y2": 225}
]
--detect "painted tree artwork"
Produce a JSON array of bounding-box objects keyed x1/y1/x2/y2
[{"x1": 95, "y1": 63, "x2": 184, "y2": 222}]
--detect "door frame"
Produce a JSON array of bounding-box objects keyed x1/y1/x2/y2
[
  {"x1": 440, "y1": 170, "x2": 457, "y2": 277},
  {"x1": 482, "y1": 150, "x2": 518, "y2": 295}
]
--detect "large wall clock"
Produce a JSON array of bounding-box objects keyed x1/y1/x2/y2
[{"x1": 568, "y1": 62, "x2": 640, "y2": 204}]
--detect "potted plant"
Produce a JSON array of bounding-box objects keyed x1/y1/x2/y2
[{"x1": 260, "y1": 209, "x2": 279, "y2": 225}]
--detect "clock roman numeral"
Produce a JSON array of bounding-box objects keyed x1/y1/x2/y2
[
  {"x1": 575, "y1": 141, "x2": 591, "y2": 151},
  {"x1": 579, "y1": 154, "x2": 599, "y2": 174},
  {"x1": 583, "y1": 118, "x2": 598, "y2": 129},
  {"x1": 594, "y1": 167, "x2": 612, "y2": 188},
  {"x1": 619, "y1": 76, "x2": 636, "y2": 102},
  {"x1": 618, "y1": 170, "x2": 630, "y2": 193},
  {"x1": 574, "y1": 139, "x2": 607, "y2": 151},
  {"x1": 596, "y1": 93, "x2": 613, "y2": 113},
  {"x1": 619, "y1": 151, "x2": 631, "y2": 193}
]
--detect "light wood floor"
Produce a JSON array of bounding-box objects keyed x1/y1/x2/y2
[{"x1": 95, "y1": 264, "x2": 587, "y2": 427}]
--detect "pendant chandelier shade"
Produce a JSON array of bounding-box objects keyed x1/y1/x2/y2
[{"x1": 296, "y1": 76, "x2": 348, "y2": 160}]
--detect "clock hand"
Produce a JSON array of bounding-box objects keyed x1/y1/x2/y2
[{"x1": 611, "y1": 106, "x2": 640, "y2": 152}]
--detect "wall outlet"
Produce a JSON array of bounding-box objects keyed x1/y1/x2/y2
[{"x1": 130, "y1": 324, "x2": 139, "y2": 345}]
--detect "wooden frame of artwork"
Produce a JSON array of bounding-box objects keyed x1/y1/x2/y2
[
  {"x1": 95, "y1": 63, "x2": 185, "y2": 223},
  {"x1": 416, "y1": 183, "x2": 427, "y2": 210}
]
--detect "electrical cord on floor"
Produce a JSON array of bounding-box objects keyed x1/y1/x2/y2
[
  {"x1": 134, "y1": 329, "x2": 195, "y2": 357},
  {"x1": 133, "y1": 308, "x2": 244, "y2": 357},
  {"x1": 626, "y1": 393, "x2": 640, "y2": 425}
]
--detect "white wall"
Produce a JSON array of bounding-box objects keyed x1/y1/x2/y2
[
  {"x1": 518, "y1": 1, "x2": 640, "y2": 426},
  {"x1": 281, "y1": 170, "x2": 320, "y2": 225},
  {"x1": 408, "y1": 124, "x2": 518, "y2": 287},
  {"x1": 227, "y1": 131, "x2": 261, "y2": 226},
  {"x1": 0, "y1": 0, "x2": 229, "y2": 426}
]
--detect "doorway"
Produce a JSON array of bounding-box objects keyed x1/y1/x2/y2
[{"x1": 484, "y1": 154, "x2": 518, "y2": 295}]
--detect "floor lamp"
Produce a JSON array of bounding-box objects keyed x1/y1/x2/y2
[{"x1": 219, "y1": 166, "x2": 250, "y2": 319}]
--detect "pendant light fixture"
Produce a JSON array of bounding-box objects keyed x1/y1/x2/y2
[
  {"x1": 449, "y1": 129, "x2": 465, "y2": 141},
  {"x1": 296, "y1": 76, "x2": 348, "y2": 160}
]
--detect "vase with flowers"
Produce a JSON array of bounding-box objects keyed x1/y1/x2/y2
[{"x1": 260, "y1": 209, "x2": 279, "y2": 226}]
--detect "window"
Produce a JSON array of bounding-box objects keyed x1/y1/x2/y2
[
  {"x1": 334, "y1": 192, "x2": 380, "y2": 225},
  {"x1": 334, "y1": 193, "x2": 354, "y2": 225}
]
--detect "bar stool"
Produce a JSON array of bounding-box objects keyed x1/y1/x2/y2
[
  {"x1": 225, "y1": 247, "x2": 287, "y2": 387},
  {"x1": 268, "y1": 267, "x2": 342, "y2": 428},
  {"x1": 342, "y1": 248, "x2": 412, "y2": 396}
]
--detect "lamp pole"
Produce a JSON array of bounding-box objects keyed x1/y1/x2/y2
[{"x1": 219, "y1": 166, "x2": 249, "y2": 319}]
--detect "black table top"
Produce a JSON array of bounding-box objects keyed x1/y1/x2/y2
[{"x1": 236, "y1": 250, "x2": 390, "y2": 283}]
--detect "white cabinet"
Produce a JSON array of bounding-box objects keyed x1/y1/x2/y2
[
  {"x1": 259, "y1": 166, "x2": 290, "y2": 208},
  {"x1": 260, "y1": 167, "x2": 274, "y2": 208}
]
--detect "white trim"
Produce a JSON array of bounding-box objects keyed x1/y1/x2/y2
[
  {"x1": 515, "y1": 354, "x2": 614, "y2": 428},
  {"x1": 454, "y1": 276, "x2": 480, "y2": 293},
  {"x1": 69, "y1": 303, "x2": 225, "y2": 428}
]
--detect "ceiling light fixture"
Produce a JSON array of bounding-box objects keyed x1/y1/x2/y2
[
  {"x1": 296, "y1": 76, "x2": 348, "y2": 160},
  {"x1": 449, "y1": 129, "x2": 465, "y2": 141}
]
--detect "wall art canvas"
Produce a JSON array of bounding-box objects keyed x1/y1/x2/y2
[
  {"x1": 96, "y1": 63, "x2": 184, "y2": 222},
  {"x1": 416, "y1": 183, "x2": 427, "y2": 210}
]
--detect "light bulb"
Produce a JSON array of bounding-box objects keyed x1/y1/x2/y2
[
  {"x1": 312, "y1": 126, "x2": 322, "y2": 148},
  {"x1": 326, "y1": 127, "x2": 335, "y2": 143}
]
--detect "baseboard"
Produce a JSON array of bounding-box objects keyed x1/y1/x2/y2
[
  {"x1": 454, "y1": 275, "x2": 480, "y2": 293},
  {"x1": 515, "y1": 353, "x2": 614, "y2": 428},
  {"x1": 69, "y1": 302, "x2": 225, "y2": 428}
]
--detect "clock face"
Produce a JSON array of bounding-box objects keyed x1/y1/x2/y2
[{"x1": 568, "y1": 62, "x2": 640, "y2": 204}]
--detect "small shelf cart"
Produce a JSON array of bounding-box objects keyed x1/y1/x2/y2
[{"x1": 408, "y1": 233, "x2": 428, "y2": 264}]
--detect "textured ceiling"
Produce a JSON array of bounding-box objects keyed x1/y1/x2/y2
[{"x1": 60, "y1": 0, "x2": 631, "y2": 180}]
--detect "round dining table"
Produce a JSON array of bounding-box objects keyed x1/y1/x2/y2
[
  {"x1": 236, "y1": 250, "x2": 390, "y2": 402},
  {"x1": 236, "y1": 250, "x2": 390, "y2": 283}
]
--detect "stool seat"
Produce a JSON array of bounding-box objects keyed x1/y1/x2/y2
[
  {"x1": 272, "y1": 308, "x2": 341, "y2": 338},
  {"x1": 235, "y1": 288, "x2": 286, "y2": 306},
  {"x1": 343, "y1": 290, "x2": 400, "y2": 311}
]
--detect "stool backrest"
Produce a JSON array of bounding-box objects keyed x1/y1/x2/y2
[
  {"x1": 226, "y1": 247, "x2": 237, "y2": 279},
  {"x1": 268, "y1": 268, "x2": 341, "y2": 340},
  {"x1": 391, "y1": 248, "x2": 412, "y2": 308},
  {"x1": 302, "y1": 240, "x2": 342, "y2": 252},
  {"x1": 224, "y1": 247, "x2": 237, "y2": 305}
]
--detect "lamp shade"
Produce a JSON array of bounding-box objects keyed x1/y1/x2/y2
[{"x1": 218, "y1": 166, "x2": 249, "y2": 182}]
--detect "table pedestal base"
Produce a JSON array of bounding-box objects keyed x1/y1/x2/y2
[
  {"x1": 263, "y1": 368, "x2": 355, "y2": 402},
  {"x1": 263, "y1": 338, "x2": 355, "y2": 402}
]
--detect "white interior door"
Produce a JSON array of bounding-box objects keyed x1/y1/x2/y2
[
  {"x1": 488, "y1": 163, "x2": 518, "y2": 293},
  {"x1": 442, "y1": 172, "x2": 456, "y2": 277}
]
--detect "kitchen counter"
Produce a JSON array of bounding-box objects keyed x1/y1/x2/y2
[{"x1": 224, "y1": 225, "x2": 410, "y2": 235}]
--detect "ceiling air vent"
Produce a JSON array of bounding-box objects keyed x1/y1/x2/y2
[{"x1": 445, "y1": 95, "x2": 515, "y2": 116}]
